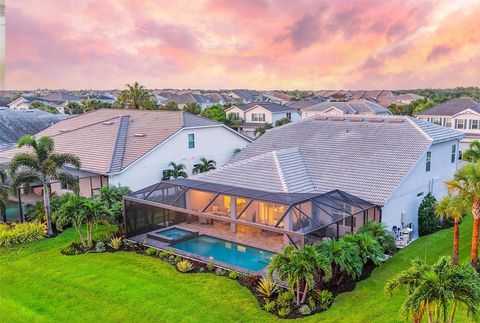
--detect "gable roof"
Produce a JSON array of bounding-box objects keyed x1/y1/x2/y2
[
  {"x1": 302, "y1": 100, "x2": 390, "y2": 115},
  {"x1": 0, "y1": 109, "x2": 226, "y2": 174},
  {"x1": 41, "y1": 91, "x2": 82, "y2": 102},
  {"x1": 417, "y1": 97, "x2": 480, "y2": 116},
  {"x1": 286, "y1": 98, "x2": 326, "y2": 110},
  {"x1": 231, "y1": 102, "x2": 298, "y2": 113},
  {"x1": 193, "y1": 115, "x2": 463, "y2": 205}
]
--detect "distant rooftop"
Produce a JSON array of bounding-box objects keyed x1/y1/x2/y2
[
  {"x1": 416, "y1": 97, "x2": 480, "y2": 116},
  {"x1": 231, "y1": 101, "x2": 298, "y2": 113}
]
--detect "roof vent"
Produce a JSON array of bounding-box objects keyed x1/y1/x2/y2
[
  {"x1": 59, "y1": 129, "x2": 69, "y2": 133},
  {"x1": 25, "y1": 109, "x2": 34, "y2": 113},
  {"x1": 102, "y1": 121, "x2": 114, "y2": 125},
  {"x1": 134, "y1": 133, "x2": 146, "y2": 137}
]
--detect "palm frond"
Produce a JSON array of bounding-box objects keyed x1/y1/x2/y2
[
  {"x1": 50, "y1": 153, "x2": 81, "y2": 169},
  {"x1": 10, "y1": 170, "x2": 41, "y2": 191},
  {"x1": 9, "y1": 152, "x2": 39, "y2": 175}
]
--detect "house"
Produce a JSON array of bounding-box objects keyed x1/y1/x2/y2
[
  {"x1": 40, "y1": 91, "x2": 83, "y2": 113},
  {"x1": 0, "y1": 109, "x2": 251, "y2": 196},
  {"x1": 123, "y1": 115, "x2": 463, "y2": 264},
  {"x1": 205, "y1": 93, "x2": 226, "y2": 106},
  {"x1": 226, "y1": 89, "x2": 261, "y2": 103},
  {"x1": 83, "y1": 92, "x2": 116, "y2": 104},
  {"x1": 394, "y1": 93, "x2": 424, "y2": 104},
  {"x1": 8, "y1": 96, "x2": 50, "y2": 110},
  {"x1": 170, "y1": 93, "x2": 214, "y2": 110},
  {"x1": 416, "y1": 97, "x2": 480, "y2": 154},
  {"x1": 286, "y1": 98, "x2": 326, "y2": 110},
  {"x1": 225, "y1": 102, "x2": 302, "y2": 138},
  {"x1": 0, "y1": 108, "x2": 66, "y2": 150},
  {"x1": 301, "y1": 100, "x2": 391, "y2": 118}
]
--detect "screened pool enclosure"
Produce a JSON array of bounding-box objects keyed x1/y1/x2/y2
[{"x1": 124, "y1": 178, "x2": 381, "y2": 248}]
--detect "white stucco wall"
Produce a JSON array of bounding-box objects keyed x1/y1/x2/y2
[
  {"x1": 272, "y1": 111, "x2": 302, "y2": 124},
  {"x1": 108, "y1": 126, "x2": 250, "y2": 191},
  {"x1": 381, "y1": 139, "x2": 460, "y2": 236}
]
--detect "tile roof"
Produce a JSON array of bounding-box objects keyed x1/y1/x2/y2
[
  {"x1": 286, "y1": 98, "x2": 326, "y2": 110},
  {"x1": 40, "y1": 91, "x2": 82, "y2": 102},
  {"x1": 194, "y1": 115, "x2": 463, "y2": 205},
  {"x1": 233, "y1": 102, "x2": 298, "y2": 113},
  {"x1": 416, "y1": 97, "x2": 480, "y2": 116},
  {"x1": 0, "y1": 109, "x2": 221, "y2": 174},
  {"x1": 302, "y1": 100, "x2": 390, "y2": 115}
]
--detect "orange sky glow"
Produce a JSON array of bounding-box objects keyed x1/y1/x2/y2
[{"x1": 6, "y1": 0, "x2": 480, "y2": 90}]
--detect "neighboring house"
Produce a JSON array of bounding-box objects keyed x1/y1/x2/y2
[
  {"x1": 226, "y1": 89, "x2": 261, "y2": 103},
  {"x1": 83, "y1": 93, "x2": 116, "y2": 104},
  {"x1": 301, "y1": 100, "x2": 391, "y2": 118},
  {"x1": 8, "y1": 96, "x2": 50, "y2": 110},
  {"x1": 40, "y1": 91, "x2": 83, "y2": 113},
  {"x1": 171, "y1": 93, "x2": 213, "y2": 110},
  {"x1": 394, "y1": 93, "x2": 424, "y2": 104},
  {"x1": 205, "y1": 92, "x2": 226, "y2": 106},
  {"x1": 225, "y1": 102, "x2": 302, "y2": 138},
  {"x1": 0, "y1": 108, "x2": 66, "y2": 150},
  {"x1": 124, "y1": 115, "x2": 462, "y2": 256},
  {"x1": 286, "y1": 98, "x2": 326, "y2": 110},
  {"x1": 416, "y1": 97, "x2": 480, "y2": 154},
  {"x1": 0, "y1": 109, "x2": 251, "y2": 196}
]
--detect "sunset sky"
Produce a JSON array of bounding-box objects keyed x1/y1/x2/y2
[{"x1": 6, "y1": 0, "x2": 480, "y2": 90}]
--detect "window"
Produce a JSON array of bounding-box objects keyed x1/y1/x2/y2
[
  {"x1": 471, "y1": 119, "x2": 479, "y2": 130},
  {"x1": 228, "y1": 112, "x2": 240, "y2": 120},
  {"x1": 417, "y1": 192, "x2": 424, "y2": 198},
  {"x1": 251, "y1": 113, "x2": 265, "y2": 122},
  {"x1": 445, "y1": 118, "x2": 452, "y2": 128},
  {"x1": 188, "y1": 133, "x2": 195, "y2": 149},
  {"x1": 286, "y1": 112, "x2": 292, "y2": 120},
  {"x1": 61, "y1": 181, "x2": 69, "y2": 190},
  {"x1": 451, "y1": 144, "x2": 456, "y2": 163},
  {"x1": 432, "y1": 117, "x2": 441, "y2": 125},
  {"x1": 426, "y1": 151, "x2": 431, "y2": 172},
  {"x1": 162, "y1": 170, "x2": 170, "y2": 180},
  {"x1": 455, "y1": 119, "x2": 465, "y2": 129}
]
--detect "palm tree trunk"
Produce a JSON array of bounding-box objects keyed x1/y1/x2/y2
[
  {"x1": 449, "y1": 301, "x2": 457, "y2": 323},
  {"x1": 1, "y1": 207, "x2": 6, "y2": 223},
  {"x1": 471, "y1": 201, "x2": 480, "y2": 267},
  {"x1": 43, "y1": 183, "x2": 54, "y2": 236},
  {"x1": 296, "y1": 283, "x2": 300, "y2": 306},
  {"x1": 426, "y1": 301, "x2": 433, "y2": 323},
  {"x1": 452, "y1": 218, "x2": 459, "y2": 265},
  {"x1": 300, "y1": 281, "x2": 309, "y2": 304}
]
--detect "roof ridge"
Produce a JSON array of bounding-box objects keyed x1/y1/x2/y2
[
  {"x1": 272, "y1": 151, "x2": 289, "y2": 192},
  {"x1": 405, "y1": 117, "x2": 433, "y2": 142}
]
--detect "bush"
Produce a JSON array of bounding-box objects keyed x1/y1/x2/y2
[
  {"x1": 307, "y1": 297, "x2": 316, "y2": 311},
  {"x1": 228, "y1": 271, "x2": 240, "y2": 280},
  {"x1": 95, "y1": 241, "x2": 106, "y2": 253},
  {"x1": 176, "y1": 259, "x2": 194, "y2": 273},
  {"x1": 159, "y1": 250, "x2": 170, "y2": 259},
  {"x1": 93, "y1": 231, "x2": 114, "y2": 244},
  {"x1": 256, "y1": 277, "x2": 278, "y2": 298},
  {"x1": 263, "y1": 300, "x2": 276, "y2": 313},
  {"x1": 215, "y1": 268, "x2": 226, "y2": 276},
  {"x1": 299, "y1": 304, "x2": 311, "y2": 315},
  {"x1": 0, "y1": 222, "x2": 45, "y2": 246},
  {"x1": 358, "y1": 221, "x2": 396, "y2": 254},
  {"x1": 341, "y1": 232, "x2": 383, "y2": 265},
  {"x1": 207, "y1": 262, "x2": 214, "y2": 271},
  {"x1": 418, "y1": 193, "x2": 438, "y2": 236},
  {"x1": 276, "y1": 291, "x2": 294, "y2": 308},
  {"x1": 317, "y1": 290, "x2": 333, "y2": 309},
  {"x1": 174, "y1": 255, "x2": 182, "y2": 263},
  {"x1": 146, "y1": 247, "x2": 157, "y2": 256},
  {"x1": 277, "y1": 307, "x2": 291, "y2": 317},
  {"x1": 108, "y1": 237, "x2": 123, "y2": 250},
  {"x1": 61, "y1": 244, "x2": 79, "y2": 256}
]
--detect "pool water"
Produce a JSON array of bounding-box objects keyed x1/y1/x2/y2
[
  {"x1": 155, "y1": 228, "x2": 192, "y2": 240},
  {"x1": 173, "y1": 235, "x2": 275, "y2": 272},
  {"x1": 4, "y1": 201, "x2": 28, "y2": 222}
]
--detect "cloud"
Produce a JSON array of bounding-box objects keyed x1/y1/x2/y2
[{"x1": 427, "y1": 45, "x2": 453, "y2": 61}]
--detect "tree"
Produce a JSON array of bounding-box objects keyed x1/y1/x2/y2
[
  {"x1": 30, "y1": 101, "x2": 59, "y2": 114},
  {"x1": 159, "y1": 101, "x2": 179, "y2": 111},
  {"x1": 446, "y1": 163, "x2": 480, "y2": 266},
  {"x1": 418, "y1": 193, "x2": 438, "y2": 236},
  {"x1": 9, "y1": 135, "x2": 80, "y2": 236},
  {"x1": 275, "y1": 117, "x2": 291, "y2": 127},
  {"x1": 81, "y1": 99, "x2": 112, "y2": 113},
  {"x1": 65, "y1": 102, "x2": 83, "y2": 115},
  {"x1": 358, "y1": 221, "x2": 396, "y2": 254},
  {"x1": 55, "y1": 194, "x2": 87, "y2": 246},
  {"x1": 117, "y1": 82, "x2": 155, "y2": 110},
  {"x1": 183, "y1": 102, "x2": 201, "y2": 114},
  {"x1": 316, "y1": 239, "x2": 363, "y2": 281},
  {"x1": 82, "y1": 198, "x2": 104, "y2": 247},
  {"x1": 462, "y1": 141, "x2": 480, "y2": 162},
  {"x1": 385, "y1": 257, "x2": 480, "y2": 323},
  {"x1": 193, "y1": 157, "x2": 216, "y2": 174},
  {"x1": 0, "y1": 168, "x2": 9, "y2": 223},
  {"x1": 254, "y1": 123, "x2": 273, "y2": 137},
  {"x1": 342, "y1": 232, "x2": 384, "y2": 266},
  {"x1": 436, "y1": 195, "x2": 468, "y2": 265},
  {"x1": 99, "y1": 185, "x2": 131, "y2": 233},
  {"x1": 201, "y1": 104, "x2": 226, "y2": 122},
  {"x1": 162, "y1": 162, "x2": 188, "y2": 180}
]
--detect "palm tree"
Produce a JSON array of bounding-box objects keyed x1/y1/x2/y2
[
  {"x1": 342, "y1": 232, "x2": 384, "y2": 266},
  {"x1": 274, "y1": 117, "x2": 291, "y2": 127},
  {"x1": 193, "y1": 157, "x2": 216, "y2": 174},
  {"x1": 254, "y1": 123, "x2": 273, "y2": 137},
  {"x1": 9, "y1": 135, "x2": 80, "y2": 236},
  {"x1": 162, "y1": 162, "x2": 188, "y2": 180},
  {"x1": 316, "y1": 239, "x2": 363, "y2": 282},
  {"x1": 435, "y1": 195, "x2": 468, "y2": 265},
  {"x1": 55, "y1": 194, "x2": 87, "y2": 246},
  {"x1": 446, "y1": 163, "x2": 480, "y2": 266},
  {"x1": 117, "y1": 82, "x2": 154, "y2": 110},
  {"x1": 0, "y1": 168, "x2": 9, "y2": 222},
  {"x1": 462, "y1": 141, "x2": 480, "y2": 162},
  {"x1": 82, "y1": 198, "x2": 104, "y2": 247},
  {"x1": 385, "y1": 257, "x2": 480, "y2": 323}
]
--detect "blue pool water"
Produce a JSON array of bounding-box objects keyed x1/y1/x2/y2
[
  {"x1": 155, "y1": 228, "x2": 192, "y2": 239},
  {"x1": 173, "y1": 235, "x2": 275, "y2": 271}
]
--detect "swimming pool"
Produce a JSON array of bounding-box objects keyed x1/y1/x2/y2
[
  {"x1": 4, "y1": 201, "x2": 28, "y2": 222},
  {"x1": 172, "y1": 235, "x2": 275, "y2": 272}
]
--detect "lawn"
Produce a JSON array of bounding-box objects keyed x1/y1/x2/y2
[{"x1": 0, "y1": 217, "x2": 475, "y2": 323}]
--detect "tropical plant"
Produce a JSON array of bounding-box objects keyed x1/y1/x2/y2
[
  {"x1": 276, "y1": 290, "x2": 294, "y2": 308},
  {"x1": 277, "y1": 307, "x2": 291, "y2": 317},
  {"x1": 262, "y1": 300, "x2": 276, "y2": 313},
  {"x1": 0, "y1": 222, "x2": 46, "y2": 246},
  {"x1": 342, "y1": 232, "x2": 384, "y2": 266},
  {"x1": 81, "y1": 99, "x2": 112, "y2": 113},
  {"x1": 435, "y1": 194, "x2": 468, "y2": 265},
  {"x1": 82, "y1": 198, "x2": 104, "y2": 247},
  {"x1": 316, "y1": 239, "x2": 363, "y2": 281},
  {"x1": 200, "y1": 104, "x2": 226, "y2": 123},
  {"x1": 228, "y1": 271, "x2": 239, "y2": 280},
  {"x1": 30, "y1": 101, "x2": 59, "y2": 114},
  {"x1": 358, "y1": 221, "x2": 396, "y2": 254},
  {"x1": 176, "y1": 259, "x2": 194, "y2": 273},
  {"x1": 9, "y1": 135, "x2": 81, "y2": 236},
  {"x1": 183, "y1": 102, "x2": 201, "y2": 114},
  {"x1": 108, "y1": 237, "x2": 123, "y2": 250},
  {"x1": 65, "y1": 102, "x2": 83, "y2": 115},
  {"x1": 55, "y1": 194, "x2": 87, "y2": 246},
  {"x1": 0, "y1": 168, "x2": 9, "y2": 223},
  {"x1": 385, "y1": 257, "x2": 480, "y2": 323},
  {"x1": 117, "y1": 82, "x2": 155, "y2": 110},
  {"x1": 462, "y1": 140, "x2": 480, "y2": 162},
  {"x1": 418, "y1": 193, "x2": 439, "y2": 236},
  {"x1": 256, "y1": 277, "x2": 278, "y2": 298},
  {"x1": 162, "y1": 162, "x2": 188, "y2": 180},
  {"x1": 317, "y1": 290, "x2": 334, "y2": 309},
  {"x1": 159, "y1": 101, "x2": 179, "y2": 111},
  {"x1": 99, "y1": 185, "x2": 131, "y2": 232},
  {"x1": 193, "y1": 157, "x2": 216, "y2": 174},
  {"x1": 299, "y1": 304, "x2": 311, "y2": 315},
  {"x1": 274, "y1": 117, "x2": 291, "y2": 127},
  {"x1": 446, "y1": 163, "x2": 480, "y2": 266},
  {"x1": 146, "y1": 247, "x2": 157, "y2": 256},
  {"x1": 254, "y1": 123, "x2": 273, "y2": 137}
]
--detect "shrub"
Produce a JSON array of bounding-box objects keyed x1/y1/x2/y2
[
  {"x1": 0, "y1": 222, "x2": 45, "y2": 246},
  {"x1": 228, "y1": 271, "x2": 240, "y2": 280},
  {"x1": 146, "y1": 247, "x2": 157, "y2": 256},
  {"x1": 277, "y1": 307, "x2": 291, "y2": 317},
  {"x1": 215, "y1": 268, "x2": 226, "y2": 276},
  {"x1": 341, "y1": 232, "x2": 383, "y2": 265},
  {"x1": 174, "y1": 255, "x2": 182, "y2": 263},
  {"x1": 307, "y1": 297, "x2": 316, "y2": 311},
  {"x1": 61, "y1": 244, "x2": 79, "y2": 256},
  {"x1": 317, "y1": 290, "x2": 333, "y2": 309},
  {"x1": 176, "y1": 259, "x2": 194, "y2": 273},
  {"x1": 418, "y1": 193, "x2": 438, "y2": 236},
  {"x1": 95, "y1": 241, "x2": 106, "y2": 253},
  {"x1": 94, "y1": 231, "x2": 114, "y2": 244},
  {"x1": 299, "y1": 304, "x2": 311, "y2": 315},
  {"x1": 263, "y1": 300, "x2": 276, "y2": 313},
  {"x1": 257, "y1": 277, "x2": 278, "y2": 298},
  {"x1": 159, "y1": 250, "x2": 170, "y2": 259},
  {"x1": 108, "y1": 237, "x2": 123, "y2": 250},
  {"x1": 207, "y1": 262, "x2": 214, "y2": 271},
  {"x1": 358, "y1": 221, "x2": 396, "y2": 254},
  {"x1": 276, "y1": 291, "x2": 294, "y2": 308}
]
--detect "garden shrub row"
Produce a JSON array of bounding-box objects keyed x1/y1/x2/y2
[{"x1": 0, "y1": 222, "x2": 46, "y2": 246}]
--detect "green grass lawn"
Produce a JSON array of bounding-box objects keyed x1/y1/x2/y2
[{"x1": 0, "y1": 217, "x2": 475, "y2": 323}]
